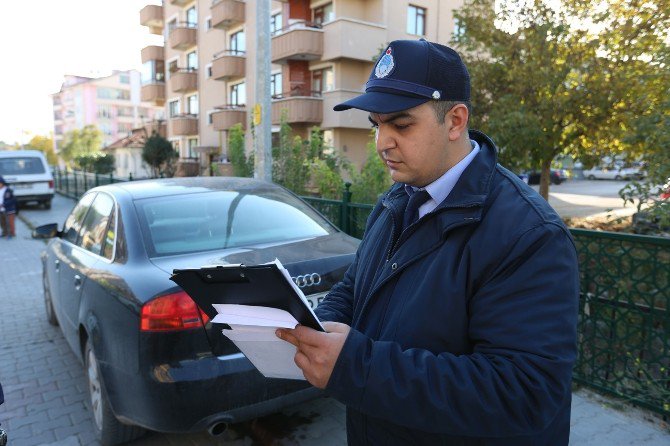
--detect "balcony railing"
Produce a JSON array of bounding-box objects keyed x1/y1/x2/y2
[
  {"x1": 271, "y1": 90, "x2": 323, "y2": 124},
  {"x1": 212, "y1": 105, "x2": 246, "y2": 131},
  {"x1": 141, "y1": 82, "x2": 166, "y2": 105},
  {"x1": 211, "y1": 0, "x2": 245, "y2": 30},
  {"x1": 170, "y1": 114, "x2": 198, "y2": 136},
  {"x1": 211, "y1": 50, "x2": 246, "y2": 81},
  {"x1": 170, "y1": 68, "x2": 198, "y2": 93},
  {"x1": 141, "y1": 45, "x2": 164, "y2": 64},
  {"x1": 140, "y1": 4, "x2": 164, "y2": 35},
  {"x1": 168, "y1": 23, "x2": 197, "y2": 50},
  {"x1": 271, "y1": 21, "x2": 324, "y2": 64}
]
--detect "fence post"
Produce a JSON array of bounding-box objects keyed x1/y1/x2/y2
[
  {"x1": 341, "y1": 182, "x2": 352, "y2": 235},
  {"x1": 65, "y1": 168, "x2": 69, "y2": 197},
  {"x1": 129, "y1": 172, "x2": 133, "y2": 182},
  {"x1": 95, "y1": 172, "x2": 99, "y2": 187},
  {"x1": 73, "y1": 171, "x2": 78, "y2": 198}
]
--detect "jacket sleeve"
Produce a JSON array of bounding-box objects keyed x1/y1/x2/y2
[{"x1": 325, "y1": 223, "x2": 580, "y2": 437}]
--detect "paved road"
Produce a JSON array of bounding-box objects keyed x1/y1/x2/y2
[{"x1": 0, "y1": 191, "x2": 667, "y2": 445}]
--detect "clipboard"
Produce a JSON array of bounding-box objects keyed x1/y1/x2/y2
[{"x1": 170, "y1": 261, "x2": 324, "y2": 332}]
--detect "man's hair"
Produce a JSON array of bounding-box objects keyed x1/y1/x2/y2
[{"x1": 431, "y1": 100, "x2": 471, "y2": 125}]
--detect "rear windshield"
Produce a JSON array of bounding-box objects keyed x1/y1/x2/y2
[
  {"x1": 134, "y1": 189, "x2": 336, "y2": 257},
  {"x1": 0, "y1": 157, "x2": 46, "y2": 175}
]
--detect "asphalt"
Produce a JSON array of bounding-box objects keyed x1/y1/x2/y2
[{"x1": 0, "y1": 191, "x2": 667, "y2": 445}]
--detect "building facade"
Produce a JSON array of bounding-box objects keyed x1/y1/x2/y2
[
  {"x1": 52, "y1": 71, "x2": 165, "y2": 152},
  {"x1": 139, "y1": 0, "x2": 464, "y2": 174}
]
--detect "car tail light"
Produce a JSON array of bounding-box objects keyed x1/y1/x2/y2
[
  {"x1": 140, "y1": 291, "x2": 210, "y2": 332},
  {"x1": 48, "y1": 180, "x2": 54, "y2": 189}
]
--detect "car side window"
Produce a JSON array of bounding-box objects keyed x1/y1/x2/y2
[
  {"x1": 78, "y1": 193, "x2": 115, "y2": 257},
  {"x1": 62, "y1": 193, "x2": 97, "y2": 244},
  {"x1": 101, "y1": 205, "x2": 117, "y2": 260}
]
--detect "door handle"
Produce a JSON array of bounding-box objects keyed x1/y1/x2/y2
[
  {"x1": 54, "y1": 259, "x2": 60, "y2": 272},
  {"x1": 74, "y1": 274, "x2": 82, "y2": 289}
]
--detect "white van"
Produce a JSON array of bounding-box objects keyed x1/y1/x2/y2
[{"x1": 0, "y1": 150, "x2": 55, "y2": 209}]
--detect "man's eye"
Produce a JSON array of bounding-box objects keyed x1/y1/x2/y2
[{"x1": 395, "y1": 123, "x2": 410, "y2": 130}]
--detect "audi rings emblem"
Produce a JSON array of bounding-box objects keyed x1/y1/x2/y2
[{"x1": 292, "y1": 273, "x2": 322, "y2": 288}]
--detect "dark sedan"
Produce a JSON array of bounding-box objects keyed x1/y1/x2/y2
[
  {"x1": 33, "y1": 177, "x2": 359, "y2": 445},
  {"x1": 525, "y1": 169, "x2": 567, "y2": 185}
]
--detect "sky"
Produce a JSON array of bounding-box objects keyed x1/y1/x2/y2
[{"x1": 0, "y1": 0, "x2": 163, "y2": 145}]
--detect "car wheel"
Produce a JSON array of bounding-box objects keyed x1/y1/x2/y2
[
  {"x1": 43, "y1": 200, "x2": 52, "y2": 210},
  {"x1": 43, "y1": 274, "x2": 58, "y2": 326},
  {"x1": 84, "y1": 339, "x2": 145, "y2": 446},
  {"x1": 587, "y1": 175, "x2": 596, "y2": 180},
  {"x1": 615, "y1": 175, "x2": 622, "y2": 181}
]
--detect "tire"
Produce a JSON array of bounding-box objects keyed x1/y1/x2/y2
[
  {"x1": 43, "y1": 274, "x2": 58, "y2": 326},
  {"x1": 615, "y1": 175, "x2": 622, "y2": 181},
  {"x1": 84, "y1": 339, "x2": 145, "y2": 446},
  {"x1": 43, "y1": 200, "x2": 52, "y2": 210},
  {"x1": 587, "y1": 175, "x2": 596, "y2": 180}
]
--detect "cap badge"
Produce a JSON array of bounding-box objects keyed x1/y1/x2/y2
[
  {"x1": 375, "y1": 47, "x2": 395, "y2": 79},
  {"x1": 432, "y1": 91, "x2": 441, "y2": 99}
]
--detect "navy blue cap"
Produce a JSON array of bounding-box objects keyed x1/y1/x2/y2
[
  {"x1": 0, "y1": 176, "x2": 5, "y2": 184},
  {"x1": 334, "y1": 39, "x2": 470, "y2": 114}
]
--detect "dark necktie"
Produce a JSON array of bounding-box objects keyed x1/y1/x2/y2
[{"x1": 403, "y1": 189, "x2": 431, "y2": 230}]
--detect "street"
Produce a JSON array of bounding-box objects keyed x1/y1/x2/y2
[{"x1": 0, "y1": 181, "x2": 668, "y2": 445}]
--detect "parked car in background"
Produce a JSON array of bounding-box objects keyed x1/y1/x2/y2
[
  {"x1": 33, "y1": 177, "x2": 360, "y2": 445},
  {"x1": 0, "y1": 150, "x2": 54, "y2": 208},
  {"x1": 583, "y1": 165, "x2": 644, "y2": 181},
  {"x1": 524, "y1": 169, "x2": 567, "y2": 185}
]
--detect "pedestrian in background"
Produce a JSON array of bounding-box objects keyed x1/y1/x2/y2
[
  {"x1": 277, "y1": 39, "x2": 579, "y2": 445},
  {"x1": 0, "y1": 176, "x2": 17, "y2": 239}
]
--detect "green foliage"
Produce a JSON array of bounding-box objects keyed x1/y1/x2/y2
[
  {"x1": 271, "y1": 114, "x2": 313, "y2": 195},
  {"x1": 350, "y1": 131, "x2": 393, "y2": 204},
  {"x1": 228, "y1": 123, "x2": 253, "y2": 177},
  {"x1": 453, "y1": 0, "x2": 670, "y2": 198},
  {"x1": 60, "y1": 125, "x2": 102, "y2": 166},
  {"x1": 25, "y1": 135, "x2": 58, "y2": 165},
  {"x1": 142, "y1": 132, "x2": 177, "y2": 178},
  {"x1": 75, "y1": 153, "x2": 115, "y2": 174}
]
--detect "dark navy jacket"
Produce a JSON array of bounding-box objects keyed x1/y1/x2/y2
[
  {"x1": 315, "y1": 130, "x2": 579, "y2": 445},
  {"x1": 1, "y1": 187, "x2": 17, "y2": 214}
]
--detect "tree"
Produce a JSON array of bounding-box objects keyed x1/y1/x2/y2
[
  {"x1": 454, "y1": 0, "x2": 670, "y2": 199},
  {"x1": 25, "y1": 135, "x2": 58, "y2": 165},
  {"x1": 350, "y1": 131, "x2": 393, "y2": 204},
  {"x1": 228, "y1": 124, "x2": 253, "y2": 177},
  {"x1": 59, "y1": 125, "x2": 103, "y2": 166},
  {"x1": 75, "y1": 153, "x2": 115, "y2": 174},
  {"x1": 142, "y1": 132, "x2": 177, "y2": 178}
]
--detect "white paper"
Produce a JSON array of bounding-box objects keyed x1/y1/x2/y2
[
  {"x1": 211, "y1": 304, "x2": 298, "y2": 329},
  {"x1": 222, "y1": 326, "x2": 304, "y2": 380}
]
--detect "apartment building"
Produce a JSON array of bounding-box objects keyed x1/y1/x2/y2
[
  {"x1": 52, "y1": 70, "x2": 164, "y2": 151},
  {"x1": 139, "y1": 0, "x2": 464, "y2": 174}
]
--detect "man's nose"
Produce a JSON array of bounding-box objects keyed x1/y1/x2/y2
[{"x1": 376, "y1": 127, "x2": 396, "y2": 153}]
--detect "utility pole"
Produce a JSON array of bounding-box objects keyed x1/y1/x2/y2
[{"x1": 254, "y1": 0, "x2": 272, "y2": 181}]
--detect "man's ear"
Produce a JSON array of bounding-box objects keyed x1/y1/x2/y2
[{"x1": 447, "y1": 104, "x2": 469, "y2": 141}]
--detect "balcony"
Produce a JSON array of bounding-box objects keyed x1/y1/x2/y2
[
  {"x1": 170, "y1": 0, "x2": 192, "y2": 5},
  {"x1": 211, "y1": 51, "x2": 246, "y2": 81},
  {"x1": 141, "y1": 45, "x2": 164, "y2": 64},
  {"x1": 322, "y1": 18, "x2": 386, "y2": 62},
  {"x1": 171, "y1": 115, "x2": 198, "y2": 136},
  {"x1": 141, "y1": 83, "x2": 166, "y2": 106},
  {"x1": 168, "y1": 24, "x2": 197, "y2": 50},
  {"x1": 144, "y1": 120, "x2": 167, "y2": 137},
  {"x1": 271, "y1": 91, "x2": 323, "y2": 124},
  {"x1": 212, "y1": 106, "x2": 246, "y2": 131},
  {"x1": 211, "y1": 0, "x2": 245, "y2": 30},
  {"x1": 321, "y1": 90, "x2": 369, "y2": 129},
  {"x1": 170, "y1": 69, "x2": 198, "y2": 92},
  {"x1": 271, "y1": 22, "x2": 323, "y2": 64},
  {"x1": 140, "y1": 4, "x2": 164, "y2": 35}
]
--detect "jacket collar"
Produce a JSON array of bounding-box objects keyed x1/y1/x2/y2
[{"x1": 382, "y1": 129, "x2": 498, "y2": 213}]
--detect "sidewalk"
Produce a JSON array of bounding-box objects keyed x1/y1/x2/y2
[{"x1": 5, "y1": 193, "x2": 669, "y2": 445}]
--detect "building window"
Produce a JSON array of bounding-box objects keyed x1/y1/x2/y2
[
  {"x1": 187, "y1": 94, "x2": 199, "y2": 115},
  {"x1": 207, "y1": 65, "x2": 213, "y2": 78},
  {"x1": 230, "y1": 82, "x2": 246, "y2": 106},
  {"x1": 171, "y1": 140, "x2": 181, "y2": 157},
  {"x1": 97, "y1": 88, "x2": 130, "y2": 100},
  {"x1": 186, "y1": 6, "x2": 197, "y2": 27},
  {"x1": 407, "y1": 5, "x2": 426, "y2": 36},
  {"x1": 208, "y1": 111, "x2": 214, "y2": 124},
  {"x1": 313, "y1": 3, "x2": 334, "y2": 26},
  {"x1": 169, "y1": 100, "x2": 180, "y2": 118},
  {"x1": 312, "y1": 67, "x2": 334, "y2": 95},
  {"x1": 271, "y1": 72, "x2": 282, "y2": 98},
  {"x1": 168, "y1": 60, "x2": 178, "y2": 78},
  {"x1": 141, "y1": 60, "x2": 165, "y2": 84},
  {"x1": 270, "y1": 12, "x2": 282, "y2": 34},
  {"x1": 119, "y1": 73, "x2": 130, "y2": 84},
  {"x1": 229, "y1": 30, "x2": 245, "y2": 55},
  {"x1": 188, "y1": 138, "x2": 199, "y2": 159},
  {"x1": 206, "y1": 17, "x2": 212, "y2": 30},
  {"x1": 187, "y1": 51, "x2": 198, "y2": 71},
  {"x1": 168, "y1": 18, "x2": 177, "y2": 32}
]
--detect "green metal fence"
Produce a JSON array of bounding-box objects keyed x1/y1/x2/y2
[
  {"x1": 53, "y1": 169, "x2": 669, "y2": 416},
  {"x1": 571, "y1": 229, "x2": 670, "y2": 416}
]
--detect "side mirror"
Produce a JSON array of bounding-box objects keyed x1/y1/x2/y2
[{"x1": 32, "y1": 223, "x2": 60, "y2": 239}]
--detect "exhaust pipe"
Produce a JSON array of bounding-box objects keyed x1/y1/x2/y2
[{"x1": 208, "y1": 421, "x2": 229, "y2": 437}]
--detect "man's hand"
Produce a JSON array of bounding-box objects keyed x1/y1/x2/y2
[{"x1": 276, "y1": 322, "x2": 350, "y2": 389}]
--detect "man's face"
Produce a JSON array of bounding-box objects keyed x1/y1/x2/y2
[{"x1": 369, "y1": 102, "x2": 452, "y2": 187}]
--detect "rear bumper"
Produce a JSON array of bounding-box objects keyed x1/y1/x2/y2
[
  {"x1": 15, "y1": 193, "x2": 54, "y2": 203},
  {"x1": 102, "y1": 352, "x2": 319, "y2": 433}
]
